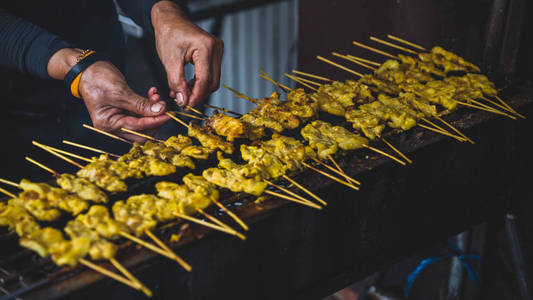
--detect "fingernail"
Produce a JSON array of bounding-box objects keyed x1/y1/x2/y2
[
  {"x1": 176, "y1": 92, "x2": 184, "y2": 106},
  {"x1": 151, "y1": 103, "x2": 163, "y2": 113}
]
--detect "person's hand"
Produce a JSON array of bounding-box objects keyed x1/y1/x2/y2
[
  {"x1": 151, "y1": 1, "x2": 224, "y2": 108},
  {"x1": 79, "y1": 61, "x2": 169, "y2": 142}
]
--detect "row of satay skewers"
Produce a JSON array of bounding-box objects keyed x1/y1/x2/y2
[{"x1": 0, "y1": 35, "x2": 524, "y2": 297}]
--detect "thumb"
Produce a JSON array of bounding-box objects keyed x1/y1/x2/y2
[
  {"x1": 165, "y1": 61, "x2": 189, "y2": 107},
  {"x1": 118, "y1": 92, "x2": 167, "y2": 117}
]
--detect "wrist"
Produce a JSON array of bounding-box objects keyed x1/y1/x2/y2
[
  {"x1": 151, "y1": 1, "x2": 188, "y2": 34},
  {"x1": 47, "y1": 48, "x2": 84, "y2": 80}
]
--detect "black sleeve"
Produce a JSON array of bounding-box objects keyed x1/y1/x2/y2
[
  {"x1": 0, "y1": 9, "x2": 72, "y2": 79},
  {"x1": 116, "y1": 0, "x2": 189, "y2": 36}
]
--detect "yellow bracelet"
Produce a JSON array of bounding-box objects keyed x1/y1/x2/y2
[{"x1": 69, "y1": 50, "x2": 95, "y2": 99}]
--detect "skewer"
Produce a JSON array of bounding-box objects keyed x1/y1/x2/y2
[
  {"x1": 222, "y1": 84, "x2": 260, "y2": 105},
  {"x1": 264, "y1": 180, "x2": 322, "y2": 209},
  {"x1": 144, "y1": 230, "x2": 192, "y2": 271},
  {"x1": 25, "y1": 157, "x2": 59, "y2": 176},
  {"x1": 78, "y1": 259, "x2": 143, "y2": 292},
  {"x1": 420, "y1": 118, "x2": 466, "y2": 142},
  {"x1": 109, "y1": 258, "x2": 153, "y2": 297},
  {"x1": 0, "y1": 187, "x2": 16, "y2": 198},
  {"x1": 309, "y1": 157, "x2": 361, "y2": 188},
  {"x1": 332, "y1": 52, "x2": 376, "y2": 71},
  {"x1": 282, "y1": 174, "x2": 328, "y2": 206},
  {"x1": 347, "y1": 55, "x2": 381, "y2": 66},
  {"x1": 34, "y1": 143, "x2": 94, "y2": 163},
  {"x1": 32, "y1": 141, "x2": 84, "y2": 169},
  {"x1": 118, "y1": 231, "x2": 192, "y2": 261},
  {"x1": 433, "y1": 116, "x2": 475, "y2": 144},
  {"x1": 211, "y1": 198, "x2": 249, "y2": 231},
  {"x1": 370, "y1": 36, "x2": 419, "y2": 55},
  {"x1": 285, "y1": 74, "x2": 322, "y2": 87},
  {"x1": 0, "y1": 178, "x2": 20, "y2": 188},
  {"x1": 480, "y1": 96, "x2": 525, "y2": 119},
  {"x1": 204, "y1": 104, "x2": 243, "y2": 117},
  {"x1": 263, "y1": 189, "x2": 323, "y2": 209},
  {"x1": 317, "y1": 56, "x2": 364, "y2": 78},
  {"x1": 63, "y1": 140, "x2": 120, "y2": 158},
  {"x1": 456, "y1": 101, "x2": 517, "y2": 119},
  {"x1": 172, "y1": 111, "x2": 206, "y2": 121},
  {"x1": 83, "y1": 124, "x2": 133, "y2": 145},
  {"x1": 324, "y1": 156, "x2": 362, "y2": 186},
  {"x1": 469, "y1": 98, "x2": 515, "y2": 118},
  {"x1": 418, "y1": 123, "x2": 467, "y2": 141},
  {"x1": 259, "y1": 70, "x2": 292, "y2": 92},
  {"x1": 302, "y1": 162, "x2": 360, "y2": 191},
  {"x1": 196, "y1": 209, "x2": 247, "y2": 240},
  {"x1": 362, "y1": 145, "x2": 407, "y2": 166},
  {"x1": 120, "y1": 128, "x2": 166, "y2": 143},
  {"x1": 166, "y1": 112, "x2": 190, "y2": 128},
  {"x1": 380, "y1": 138, "x2": 413, "y2": 164},
  {"x1": 284, "y1": 73, "x2": 318, "y2": 91},
  {"x1": 494, "y1": 95, "x2": 518, "y2": 114},
  {"x1": 185, "y1": 105, "x2": 206, "y2": 116},
  {"x1": 386, "y1": 34, "x2": 427, "y2": 51},
  {"x1": 352, "y1": 41, "x2": 399, "y2": 60},
  {"x1": 173, "y1": 211, "x2": 247, "y2": 240},
  {"x1": 292, "y1": 70, "x2": 333, "y2": 82}
]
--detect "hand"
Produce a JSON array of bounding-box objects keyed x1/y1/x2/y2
[
  {"x1": 79, "y1": 61, "x2": 169, "y2": 142},
  {"x1": 152, "y1": 1, "x2": 224, "y2": 108}
]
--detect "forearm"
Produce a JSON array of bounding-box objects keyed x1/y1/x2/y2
[{"x1": 0, "y1": 9, "x2": 72, "y2": 79}]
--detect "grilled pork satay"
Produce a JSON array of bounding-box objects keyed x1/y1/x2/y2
[
  {"x1": 78, "y1": 154, "x2": 141, "y2": 192},
  {"x1": 205, "y1": 111, "x2": 246, "y2": 141},
  {"x1": 141, "y1": 141, "x2": 195, "y2": 169},
  {"x1": 260, "y1": 134, "x2": 316, "y2": 172},
  {"x1": 188, "y1": 123, "x2": 235, "y2": 154},
  {"x1": 118, "y1": 144, "x2": 177, "y2": 176},
  {"x1": 240, "y1": 145, "x2": 287, "y2": 180},
  {"x1": 156, "y1": 174, "x2": 219, "y2": 215},
  {"x1": 56, "y1": 174, "x2": 108, "y2": 204}
]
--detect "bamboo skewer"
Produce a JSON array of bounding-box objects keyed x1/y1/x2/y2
[
  {"x1": 494, "y1": 95, "x2": 518, "y2": 114},
  {"x1": 433, "y1": 116, "x2": 475, "y2": 144},
  {"x1": 196, "y1": 209, "x2": 247, "y2": 240},
  {"x1": 79, "y1": 259, "x2": 143, "y2": 292},
  {"x1": 211, "y1": 198, "x2": 249, "y2": 231},
  {"x1": 469, "y1": 98, "x2": 516, "y2": 119},
  {"x1": 0, "y1": 178, "x2": 20, "y2": 188},
  {"x1": 347, "y1": 55, "x2": 381, "y2": 66},
  {"x1": 222, "y1": 84, "x2": 260, "y2": 105},
  {"x1": 264, "y1": 180, "x2": 322, "y2": 209},
  {"x1": 118, "y1": 231, "x2": 191, "y2": 261},
  {"x1": 352, "y1": 41, "x2": 399, "y2": 60},
  {"x1": 456, "y1": 101, "x2": 517, "y2": 119},
  {"x1": 324, "y1": 156, "x2": 361, "y2": 186},
  {"x1": 25, "y1": 157, "x2": 59, "y2": 176},
  {"x1": 0, "y1": 187, "x2": 16, "y2": 198},
  {"x1": 302, "y1": 162, "x2": 360, "y2": 191},
  {"x1": 204, "y1": 104, "x2": 243, "y2": 117},
  {"x1": 185, "y1": 105, "x2": 206, "y2": 116},
  {"x1": 284, "y1": 73, "x2": 318, "y2": 91},
  {"x1": 282, "y1": 174, "x2": 328, "y2": 206},
  {"x1": 166, "y1": 112, "x2": 190, "y2": 128},
  {"x1": 120, "y1": 128, "x2": 166, "y2": 143},
  {"x1": 172, "y1": 111, "x2": 206, "y2": 121},
  {"x1": 420, "y1": 118, "x2": 466, "y2": 142},
  {"x1": 173, "y1": 211, "x2": 247, "y2": 240},
  {"x1": 362, "y1": 145, "x2": 407, "y2": 166},
  {"x1": 109, "y1": 258, "x2": 153, "y2": 297},
  {"x1": 83, "y1": 124, "x2": 133, "y2": 144},
  {"x1": 317, "y1": 56, "x2": 364, "y2": 78},
  {"x1": 480, "y1": 96, "x2": 525, "y2": 119},
  {"x1": 144, "y1": 230, "x2": 192, "y2": 272},
  {"x1": 332, "y1": 52, "x2": 376, "y2": 70},
  {"x1": 63, "y1": 140, "x2": 120, "y2": 158},
  {"x1": 259, "y1": 69, "x2": 292, "y2": 92},
  {"x1": 386, "y1": 35, "x2": 427, "y2": 51},
  {"x1": 309, "y1": 157, "x2": 361, "y2": 187},
  {"x1": 380, "y1": 138, "x2": 413, "y2": 164},
  {"x1": 286, "y1": 74, "x2": 322, "y2": 87},
  {"x1": 263, "y1": 189, "x2": 323, "y2": 209},
  {"x1": 292, "y1": 70, "x2": 333, "y2": 82},
  {"x1": 418, "y1": 123, "x2": 467, "y2": 141},
  {"x1": 32, "y1": 141, "x2": 84, "y2": 169},
  {"x1": 34, "y1": 143, "x2": 94, "y2": 163},
  {"x1": 370, "y1": 36, "x2": 419, "y2": 55}
]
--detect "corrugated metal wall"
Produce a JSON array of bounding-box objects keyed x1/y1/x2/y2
[{"x1": 194, "y1": 0, "x2": 298, "y2": 114}]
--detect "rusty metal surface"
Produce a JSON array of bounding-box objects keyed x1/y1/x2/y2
[{"x1": 0, "y1": 90, "x2": 530, "y2": 299}]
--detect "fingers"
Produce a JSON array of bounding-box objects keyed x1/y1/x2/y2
[
  {"x1": 113, "y1": 114, "x2": 170, "y2": 143},
  {"x1": 116, "y1": 90, "x2": 167, "y2": 117},
  {"x1": 165, "y1": 57, "x2": 189, "y2": 107},
  {"x1": 188, "y1": 38, "x2": 223, "y2": 107},
  {"x1": 148, "y1": 87, "x2": 161, "y2": 102}
]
